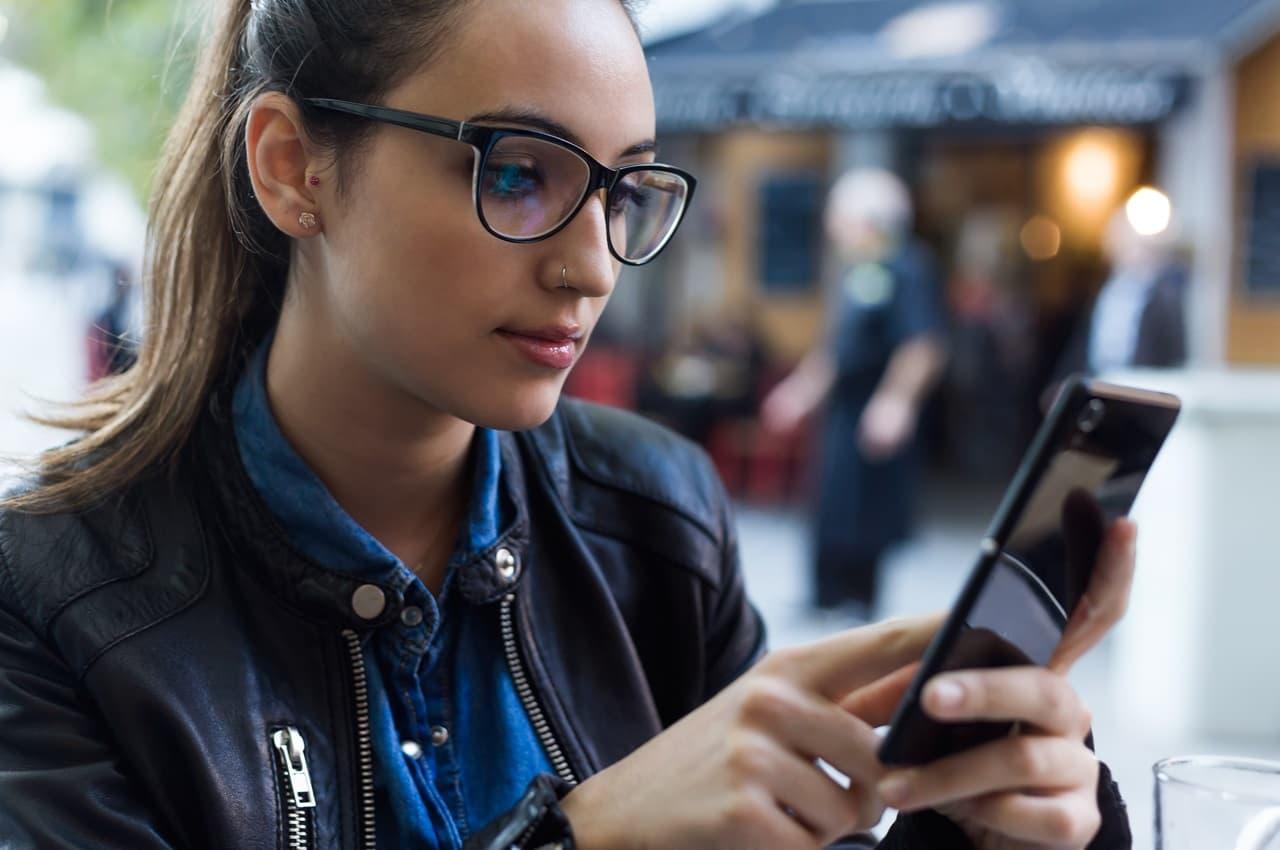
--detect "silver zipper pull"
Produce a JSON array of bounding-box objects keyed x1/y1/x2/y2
[{"x1": 272, "y1": 727, "x2": 318, "y2": 809}]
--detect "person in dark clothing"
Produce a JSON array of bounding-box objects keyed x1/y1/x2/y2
[
  {"x1": 765, "y1": 169, "x2": 947, "y2": 614},
  {"x1": 0, "y1": 4, "x2": 1133, "y2": 850},
  {"x1": 1056, "y1": 209, "x2": 1189, "y2": 379}
]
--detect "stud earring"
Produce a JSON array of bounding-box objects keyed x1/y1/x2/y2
[
  {"x1": 299, "y1": 211, "x2": 318, "y2": 230},
  {"x1": 308, "y1": 175, "x2": 321, "y2": 187}
]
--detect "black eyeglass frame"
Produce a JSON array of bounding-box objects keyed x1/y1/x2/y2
[{"x1": 304, "y1": 97, "x2": 697, "y2": 266}]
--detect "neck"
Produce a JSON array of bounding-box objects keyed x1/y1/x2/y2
[{"x1": 265, "y1": 299, "x2": 474, "y2": 592}]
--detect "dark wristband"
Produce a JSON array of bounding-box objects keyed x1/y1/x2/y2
[
  {"x1": 520, "y1": 773, "x2": 576, "y2": 850},
  {"x1": 464, "y1": 773, "x2": 576, "y2": 850}
]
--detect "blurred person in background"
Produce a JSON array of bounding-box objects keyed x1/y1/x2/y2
[
  {"x1": 943, "y1": 208, "x2": 1036, "y2": 476},
  {"x1": 0, "y1": 3, "x2": 1134, "y2": 849},
  {"x1": 86, "y1": 260, "x2": 140, "y2": 381},
  {"x1": 764, "y1": 169, "x2": 947, "y2": 617},
  {"x1": 1056, "y1": 208, "x2": 1188, "y2": 380}
]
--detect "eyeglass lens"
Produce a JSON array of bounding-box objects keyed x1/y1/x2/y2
[{"x1": 478, "y1": 134, "x2": 689, "y2": 262}]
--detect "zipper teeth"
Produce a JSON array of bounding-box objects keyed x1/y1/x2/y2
[
  {"x1": 341, "y1": 630, "x2": 377, "y2": 850},
  {"x1": 286, "y1": 806, "x2": 308, "y2": 850},
  {"x1": 271, "y1": 732, "x2": 313, "y2": 850},
  {"x1": 501, "y1": 593, "x2": 578, "y2": 785}
]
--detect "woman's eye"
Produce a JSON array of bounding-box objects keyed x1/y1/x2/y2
[
  {"x1": 483, "y1": 161, "x2": 542, "y2": 199},
  {"x1": 610, "y1": 183, "x2": 649, "y2": 213}
]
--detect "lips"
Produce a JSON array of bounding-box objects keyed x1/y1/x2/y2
[{"x1": 496, "y1": 325, "x2": 583, "y2": 370}]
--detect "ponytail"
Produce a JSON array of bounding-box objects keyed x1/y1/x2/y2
[{"x1": 3, "y1": 0, "x2": 281, "y2": 512}]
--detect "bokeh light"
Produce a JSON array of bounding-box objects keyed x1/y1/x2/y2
[
  {"x1": 1126, "y1": 186, "x2": 1173, "y2": 237},
  {"x1": 1020, "y1": 215, "x2": 1062, "y2": 261}
]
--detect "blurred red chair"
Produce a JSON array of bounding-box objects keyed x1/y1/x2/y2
[
  {"x1": 706, "y1": 369, "x2": 813, "y2": 506},
  {"x1": 563, "y1": 346, "x2": 639, "y2": 410}
]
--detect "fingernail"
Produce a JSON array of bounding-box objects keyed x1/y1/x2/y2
[
  {"x1": 878, "y1": 773, "x2": 913, "y2": 806},
  {"x1": 928, "y1": 678, "x2": 965, "y2": 711}
]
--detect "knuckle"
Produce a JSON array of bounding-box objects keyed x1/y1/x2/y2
[
  {"x1": 1043, "y1": 806, "x2": 1078, "y2": 844},
  {"x1": 739, "y1": 677, "x2": 796, "y2": 728},
  {"x1": 1038, "y1": 672, "x2": 1071, "y2": 720},
  {"x1": 1043, "y1": 803, "x2": 1092, "y2": 846},
  {"x1": 1011, "y1": 737, "x2": 1048, "y2": 780},
  {"x1": 856, "y1": 790, "x2": 887, "y2": 830},
  {"x1": 759, "y1": 645, "x2": 803, "y2": 673},
  {"x1": 725, "y1": 732, "x2": 776, "y2": 780},
  {"x1": 723, "y1": 790, "x2": 769, "y2": 832},
  {"x1": 1078, "y1": 704, "x2": 1095, "y2": 735},
  {"x1": 1077, "y1": 802, "x2": 1103, "y2": 844},
  {"x1": 878, "y1": 616, "x2": 922, "y2": 655}
]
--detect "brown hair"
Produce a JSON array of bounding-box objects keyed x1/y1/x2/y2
[{"x1": 4, "y1": 0, "x2": 642, "y2": 514}]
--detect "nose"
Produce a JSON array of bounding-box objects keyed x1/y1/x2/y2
[{"x1": 543, "y1": 190, "x2": 617, "y2": 299}]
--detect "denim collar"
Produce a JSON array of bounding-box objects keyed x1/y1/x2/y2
[{"x1": 226, "y1": 329, "x2": 519, "y2": 610}]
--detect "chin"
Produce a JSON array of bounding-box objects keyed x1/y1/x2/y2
[{"x1": 459, "y1": 379, "x2": 566, "y2": 432}]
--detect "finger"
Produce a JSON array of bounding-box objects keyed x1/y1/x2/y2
[
  {"x1": 769, "y1": 613, "x2": 944, "y2": 700},
  {"x1": 920, "y1": 667, "x2": 1091, "y2": 738},
  {"x1": 765, "y1": 747, "x2": 880, "y2": 843},
  {"x1": 737, "y1": 676, "x2": 889, "y2": 793},
  {"x1": 750, "y1": 793, "x2": 827, "y2": 850},
  {"x1": 840, "y1": 662, "x2": 921, "y2": 727},
  {"x1": 877, "y1": 735, "x2": 1098, "y2": 813},
  {"x1": 1050, "y1": 518, "x2": 1137, "y2": 673},
  {"x1": 943, "y1": 789, "x2": 1102, "y2": 848}
]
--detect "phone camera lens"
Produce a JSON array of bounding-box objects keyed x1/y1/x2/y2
[{"x1": 1077, "y1": 399, "x2": 1106, "y2": 434}]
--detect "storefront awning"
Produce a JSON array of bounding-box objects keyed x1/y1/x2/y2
[
  {"x1": 645, "y1": 0, "x2": 1270, "y2": 131},
  {"x1": 650, "y1": 55, "x2": 1192, "y2": 131}
]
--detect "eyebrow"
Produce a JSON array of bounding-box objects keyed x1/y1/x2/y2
[{"x1": 465, "y1": 106, "x2": 658, "y2": 160}]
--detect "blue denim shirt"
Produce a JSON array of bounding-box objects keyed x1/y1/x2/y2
[{"x1": 232, "y1": 333, "x2": 554, "y2": 848}]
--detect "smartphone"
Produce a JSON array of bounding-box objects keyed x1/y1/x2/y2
[{"x1": 876, "y1": 376, "x2": 1181, "y2": 766}]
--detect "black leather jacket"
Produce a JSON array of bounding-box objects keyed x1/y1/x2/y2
[{"x1": 0, "y1": 391, "x2": 1130, "y2": 849}]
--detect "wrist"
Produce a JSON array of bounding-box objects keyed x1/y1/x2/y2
[{"x1": 559, "y1": 776, "x2": 623, "y2": 850}]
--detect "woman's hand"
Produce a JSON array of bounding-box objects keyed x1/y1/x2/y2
[
  {"x1": 560, "y1": 614, "x2": 943, "y2": 850},
  {"x1": 870, "y1": 518, "x2": 1139, "y2": 850},
  {"x1": 877, "y1": 667, "x2": 1101, "y2": 849}
]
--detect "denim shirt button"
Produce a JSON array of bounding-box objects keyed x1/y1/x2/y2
[
  {"x1": 430, "y1": 725, "x2": 450, "y2": 747},
  {"x1": 400, "y1": 740, "x2": 423, "y2": 759},
  {"x1": 351, "y1": 584, "x2": 386, "y2": 620},
  {"x1": 400, "y1": 606, "x2": 424, "y2": 627}
]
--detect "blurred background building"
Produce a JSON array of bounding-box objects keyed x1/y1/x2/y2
[{"x1": 3, "y1": 1, "x2": 1280, "y2": 845}]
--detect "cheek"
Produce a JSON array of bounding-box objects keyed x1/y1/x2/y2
[
  {"x1": 334, "y1": 148, "x2": 492, "y2": 333},
  {"x1": 322, "y1": 150, "x2": 575, "y2": 429}
]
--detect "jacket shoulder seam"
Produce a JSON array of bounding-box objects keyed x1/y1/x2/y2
[
  {"x1": 556, "y1": 409, "x2": 722, "y2": 547},
  {"x1": 43, "y1": 503, "x2": 156, "y2": 637},
  {"x1": 0, "y1": 528, "x2": 26, "y2": 621},
  {"x1": 73, "y1": 496, "x2": 213, "y2": 682}
]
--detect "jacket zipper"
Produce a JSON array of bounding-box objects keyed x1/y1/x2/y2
[
  {"x1": 341, "y1": 629, "x2": 377, "y2": 850},
  {"x1": 500, "y1": 592, "x2": 578, "y2": 785},
  {"x1": 271, "y1": 726, "x2": 317, "y2": 850}
]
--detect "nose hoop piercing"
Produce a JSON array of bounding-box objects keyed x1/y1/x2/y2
[
  {"x1": 561, "y1": 266, "x2": 569, "y2": 289},
  {"x1": 299, "y1": 211, "x2": 318, "y2": 230}
]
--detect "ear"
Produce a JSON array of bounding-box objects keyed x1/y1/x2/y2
[{"x1": 245, "y1": 92, "x2": 326, "y2": 238}]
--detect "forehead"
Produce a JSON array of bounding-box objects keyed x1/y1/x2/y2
[{"x1": 393, "y1": 0, "x2": 655, "y2": 162}]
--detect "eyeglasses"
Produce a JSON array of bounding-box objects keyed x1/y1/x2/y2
[{"x1": 304, "y1": 98, "x2": 697, "y2": 266}]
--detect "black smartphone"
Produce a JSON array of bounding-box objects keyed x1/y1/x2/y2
[{"x1": 876, "y1": 376, "x2": 1181, "y2": 766}]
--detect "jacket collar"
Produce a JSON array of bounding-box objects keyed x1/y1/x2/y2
[{"x1": 195, "y1": 381, "x2": 531, "y2": 630}]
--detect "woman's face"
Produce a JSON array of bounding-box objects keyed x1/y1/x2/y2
[{"x1": 312, "y1": 0, "x2": 655, "y2": 431}]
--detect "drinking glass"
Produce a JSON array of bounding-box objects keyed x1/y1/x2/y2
[{"x1": 1155, "y1": 756, "x2": 1280, "y2": 850}]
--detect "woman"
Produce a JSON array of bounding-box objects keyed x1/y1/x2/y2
[{"x1": 0, "y1": 1, "x2": 1133, "y2": 848}]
